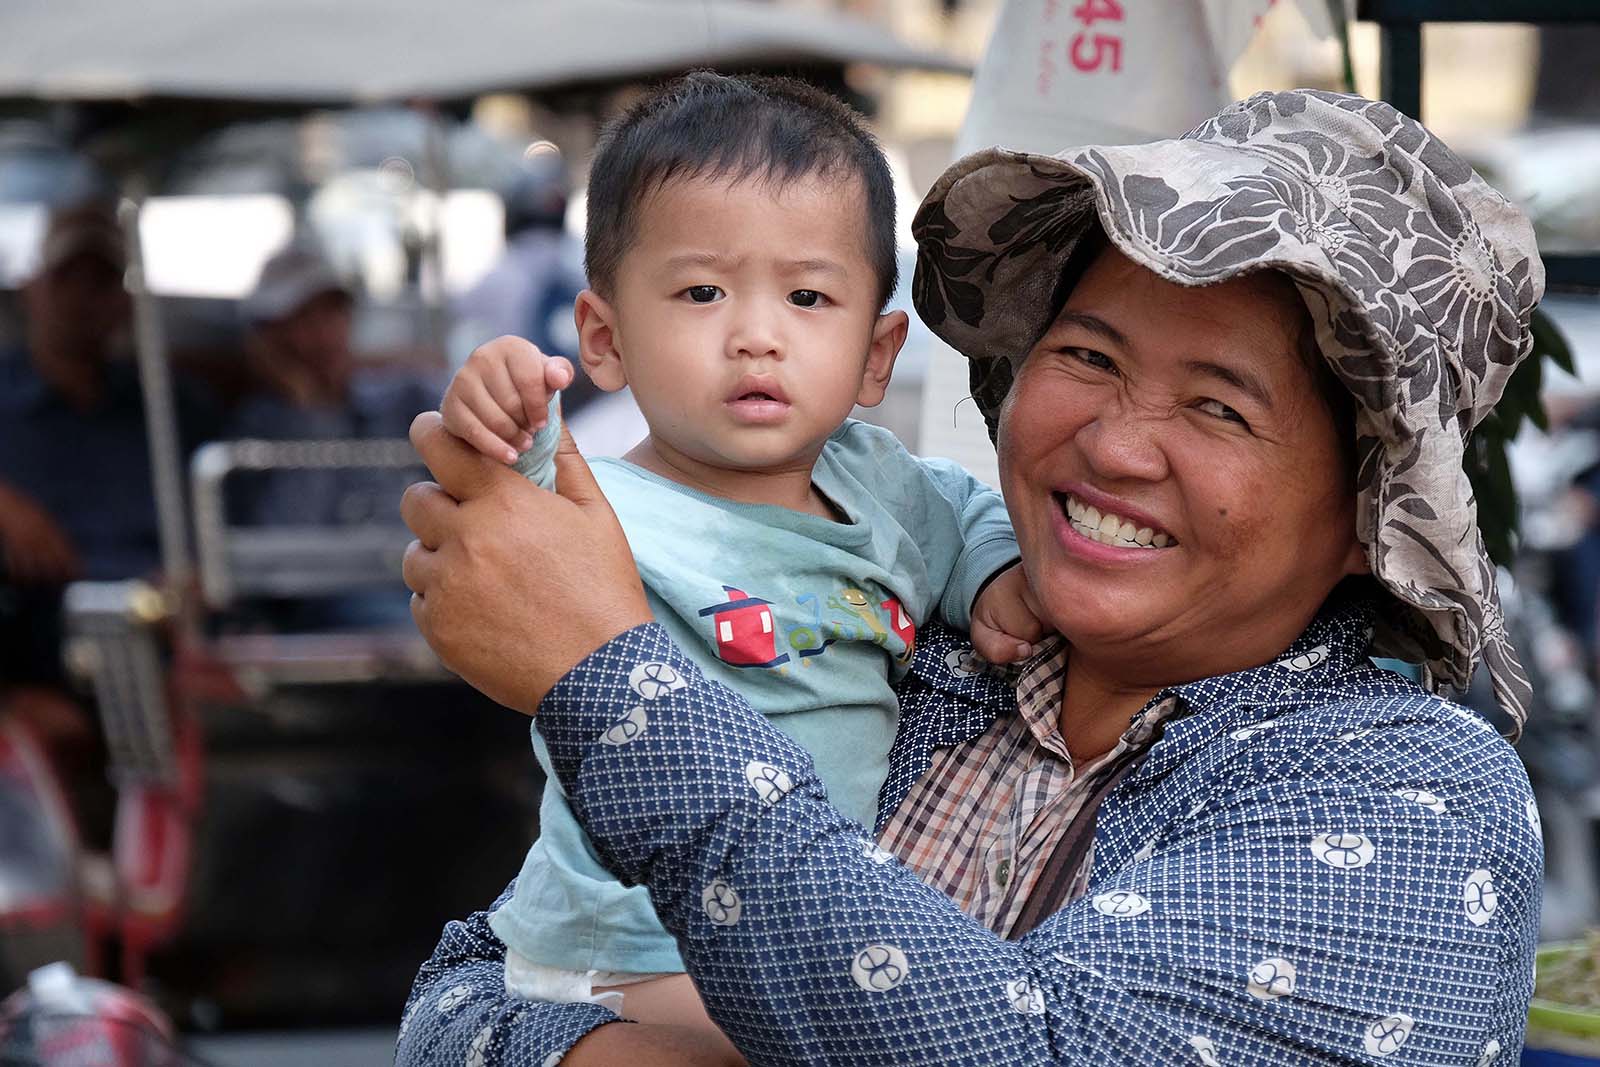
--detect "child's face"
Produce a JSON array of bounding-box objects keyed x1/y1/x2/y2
[{"x1": 587, "y1": 172, "x2": 901, "y2": 476}]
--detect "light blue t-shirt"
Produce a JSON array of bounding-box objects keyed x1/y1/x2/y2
[{"x1": 490, "y1": 406, "x2": 1019, "y2": 974}]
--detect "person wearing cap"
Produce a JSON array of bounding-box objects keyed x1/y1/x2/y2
[
  {"x1": 396, "y1": 91, "x2": 1544, "y2": 1065},
  {"x1": 0, "y1": 202, "x2": 217, "y2": 856},
  {"x1": 0, "y1": 201, "x2": 218, "y2": 622},
  {"x1": 228, "y1": 243, "x2": 439, "y2": 530}
]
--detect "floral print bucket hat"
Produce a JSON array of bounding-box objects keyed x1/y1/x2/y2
[{"x1": 912, "y1": 89, "x2": 1545, "y2": 732}]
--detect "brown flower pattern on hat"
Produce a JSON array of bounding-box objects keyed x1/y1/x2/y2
[{"x1": 912, "y1": 89, "x2": 1545, "y2": 731}]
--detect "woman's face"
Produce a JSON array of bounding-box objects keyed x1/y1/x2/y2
[{"x1": 998, "y1": 246, "x2": 1367, "y2": 684}]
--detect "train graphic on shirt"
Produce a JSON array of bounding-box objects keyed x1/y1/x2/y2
[{"x1": 696, "y1": 584, "x2": 915, "y2": 670}]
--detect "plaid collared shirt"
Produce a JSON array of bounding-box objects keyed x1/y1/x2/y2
[{"x1": 878, "y1": 638, "x2": 1182, "y2": 936}]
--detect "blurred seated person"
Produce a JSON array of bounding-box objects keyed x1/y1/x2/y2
[
  {"x1": 226, "y1": 244, "x2": 438, "y2": 628},
  {"x1": 0, "y1": 202, "x2": 218, "y2": 841}
]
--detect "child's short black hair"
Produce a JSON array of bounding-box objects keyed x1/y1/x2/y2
[{"x1": 585, "y1": 71, "x2": 898, "y2": 308}]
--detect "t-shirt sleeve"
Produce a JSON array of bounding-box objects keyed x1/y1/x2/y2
[
  {"x1": 512, "y1": 392, "x2": 564, "y2": 491},
  {"x1": 829, "y1": 421, "x2": 1018, "y2": 633},
  {"x1": 911, "y1": 454, "x2": 1019, "y2": 632}
]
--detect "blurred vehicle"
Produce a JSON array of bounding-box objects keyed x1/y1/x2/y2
[{"x1": 0, "y1": 0, "x2": 967, "y2": 1048}]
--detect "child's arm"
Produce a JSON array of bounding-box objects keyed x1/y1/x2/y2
[
  {"x1": 969, "y1": 562, "x2": 1049, "y2": 665},
  {"x1": 440, "y1": 335, "x2": 573, "y2": 464}
]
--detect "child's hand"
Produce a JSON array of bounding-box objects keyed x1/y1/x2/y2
[
  {"x1": 440, "y1": 335, "x2": 574, "y2": 464},
  {"x1": 970, "y1": 562, "x2": 1049, "y2": 665}
]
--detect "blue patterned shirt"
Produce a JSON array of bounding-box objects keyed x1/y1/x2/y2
[{"x1": 397, "y1": 596, "x2": 1541, "y2": 1066}]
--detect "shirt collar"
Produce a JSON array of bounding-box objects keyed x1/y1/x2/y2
[
  {"x1": 1005, "y1": 587, "x2": 1377, "y2": 773},
  {"x1": 1010, "y1": 636, "x2": 1188, "y2": 769}
]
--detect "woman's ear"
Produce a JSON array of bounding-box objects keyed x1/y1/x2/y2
[
  {"x1": 856, "y1": 308, "x2": 909, "y2": 408},
  {"x1": 576, "y1": 289, "x2": 627, "y2": 392}
]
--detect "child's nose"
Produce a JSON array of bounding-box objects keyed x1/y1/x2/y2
[{"x1": 725, "y1": 304, "x2": 783, "y2": 360}]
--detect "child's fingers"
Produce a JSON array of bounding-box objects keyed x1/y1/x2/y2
[
  {"x1": 441, "y1": 394, "x2": 519, "y2": 464},
  {"x1": 508, "y1": 353, "x2": 558, "y2": 432},
  {"x1": 476, "y1": 351, "x2": 533, "y2": 430},
  {"x1": 543, "y1": 356, "x2": 574, "y2": 392},
  {"x1": 455, "y1": 371, "x2": 528, "y2": 446}
]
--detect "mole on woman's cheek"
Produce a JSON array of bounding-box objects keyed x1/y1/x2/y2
[{"x1": 1217, "y1": 507, "x2": 1229, "y2": 517}]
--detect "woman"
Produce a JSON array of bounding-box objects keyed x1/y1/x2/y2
[{"x1": 396, "y1": 90, "x2": 1544, "y2": 1065}]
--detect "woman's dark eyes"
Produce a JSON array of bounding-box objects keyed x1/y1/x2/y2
[
  {"x1": 1063, "y1": 346, "x2": 1117, "y2": 373},
  {"x1": 1196, "y1": 398, "x2": 1249, "y2": 426},
  {"x1": 685, "y1": 285, "x2": 723, "y2": 303}
]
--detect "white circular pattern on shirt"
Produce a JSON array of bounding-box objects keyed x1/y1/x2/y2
[
  {"x1": 1092, "y1": 890, "x2": 1151, "y2": 918},
  {"x1": 1310, "y1": 831, "x2": 1375, "y2": 869},
  {"x1": 1476, "y1": 1037, "x2": 1502, "y2": 1067},
  {"x1": 1246, "y1": 957, "x2": 1297, "y2": 1000},
  {"x1": 1004, "y1": 977, "x2": 1045, "y2": 1015},
  {"x1": 1188, "y1": 1034, "x2": 1221, "y2": 1066},
  {"x1": 1338, "y1": 728, "x2": 1373, "y2": 742},
  {"x1": 541, "y1": 1055, "x2": 563, "y2": 1067},
  {"x1": 1464, "y1": 868, "x2": 1499, "y2": 926},
  {"x1": 436, "y1": 984, "x2": 472, "y2": 1013},
  {"x1": 1526, "y1": 798, "x2": 1542, "y2": 833},
  {"x1": 861, "y1": 840, "x2": 895, "y2": 865},
  {"x1": 1394, "y1": 787, "x2": 1447, "y2": 814},
  {"x1": 1229, "y1": 720, "x2": 1280, "y2": 742},
  {"x1": 1363, "y1": 1012, "x2": 1415, "y2": 1057},
  {"x1": 599, "y1": 705, "x2": 649, "y2": 746},
  {"x1": 702, "y1": 880, "x2": 742, "y2": 926},
  {"x1": 1132, "y1": 838, "x2": 1158, "y2": 863},
  {"x1": 628, "y1": 661, "x2": 687, "y2": 700},
  {"x1": 1275, "y1": 644, "x2": 1330, "y2": 672},
  {"x1": 744, "y1": 760, "x2": 795, "y2": 805},
  {"x1": 465, "y1": 1023, "x2": 493, "y2": 1067},
  {"x1": 850, "y1": 944, "x2": 909, "y2": 992},
  {"x1": 943, "y1": 646, "x2": 985, "y2": 677}
]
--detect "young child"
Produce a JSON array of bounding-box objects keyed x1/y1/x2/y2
[{"x1": 440, "y1": 72, "x2": 1044, "y2": 1038}]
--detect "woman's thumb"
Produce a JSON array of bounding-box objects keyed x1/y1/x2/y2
[{"x1": 551, "y1": 421, "x2": 606, "y2": 507}]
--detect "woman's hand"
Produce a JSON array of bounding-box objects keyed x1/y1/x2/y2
[{"x1": 400, "y1": 410, "x2": 651, "y2": 714}]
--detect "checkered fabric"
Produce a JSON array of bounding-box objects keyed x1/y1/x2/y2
[
  {"x1": 879, "y1": 639, "x2": 1182, "y2": 937},
  {"x1": 396, "y1": 596, "x2": 1541, "y2": 1066}
]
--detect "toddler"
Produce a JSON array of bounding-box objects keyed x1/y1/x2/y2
[{"x1": 441, "y1": 71, "x2": 1044, "y2": 1042}]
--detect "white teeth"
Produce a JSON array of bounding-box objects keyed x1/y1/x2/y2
[{"x1": 1060, "y1": 493, "x2": 1174, "y2": 550}]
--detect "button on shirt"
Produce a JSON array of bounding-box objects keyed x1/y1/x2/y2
[{"x1": 880, "y1": 638, "x2": 1184, "y2": 936}]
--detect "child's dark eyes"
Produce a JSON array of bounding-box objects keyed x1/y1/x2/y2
[
  {"x1": 789, "y1": 290, "x2": 828, "y2": 308},
  {"x1": 684, "y1": 285, "x2": 724, "y2": 304}
]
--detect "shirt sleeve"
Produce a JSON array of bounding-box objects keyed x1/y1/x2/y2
[
  {"x1": 512, "y1": 393, "x2": 563, "y2": 491},
  {"x1": 911, "y1": 455, "x2": 1020, "y2": 632},
  {"x1": 393, "y1": 881, "x2": 624, "y2": 1066},
  {"x1": 536, "y1": 623, "x2": 1541, "y2": 1066}
]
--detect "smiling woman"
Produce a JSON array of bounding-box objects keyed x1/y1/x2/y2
[{"x1": 397, "y1": 89, "x2": 1548, "y2": 1067}]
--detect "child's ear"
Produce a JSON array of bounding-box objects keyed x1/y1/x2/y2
[
  {"x1": 855, "y1": 308, "x2": 908, "y2": 408},
  {"x1": 575, "y1": 289, "x2": 627, "y2": 392}
]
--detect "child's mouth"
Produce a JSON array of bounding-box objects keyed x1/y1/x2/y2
[{"x1": 726, "y1": 377, "x2": 791, "y2": 422}]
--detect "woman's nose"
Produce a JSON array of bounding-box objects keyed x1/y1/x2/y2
[{"x1": 1076, "y1": 399, "x2": 1171, "y2": 483}]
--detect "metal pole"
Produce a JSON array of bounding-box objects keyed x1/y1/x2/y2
[
  {"x1": 1377, "y1": 22, "x2": 1423, "y2": 120},
  {"x1": 118, "y1": 178, "x2": 193, "y2": 592}
]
